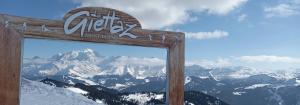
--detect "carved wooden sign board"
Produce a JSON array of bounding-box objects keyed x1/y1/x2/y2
[{"x1": 0, "y1": 7, "x2": 184, "y2": 105}]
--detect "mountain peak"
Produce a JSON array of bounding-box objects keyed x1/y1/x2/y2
[
  {"x1": 51, "y1": 48, "x2": 101, "y2": 61},
  {"x1": 83, "y1": 48, "x2": 94, "y2": 53}
]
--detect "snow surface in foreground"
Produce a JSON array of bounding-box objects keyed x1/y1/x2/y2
[
  {"x1": 66, "y1": 87, "x2": 88, "y2": 94},
  {"x1": 20, "y1": 78, "x2": 104, "y2": 105},
  {"x1": 122, "y1": 93, "x2": 164, "y2": 105}
]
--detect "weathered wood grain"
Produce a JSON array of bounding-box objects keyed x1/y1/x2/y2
[
  {"x1": 0, "y1": 24, "x2": 23, "y2": 105},
  {"x1": 63, "y1": 7, "x2": 142, "y2": 29},
  {"x1": 167, "y1": 33, "x2": 185, "y2": 105},
  {"x1": 0, "y1": 7, "x2": 183, "y2": 48}
]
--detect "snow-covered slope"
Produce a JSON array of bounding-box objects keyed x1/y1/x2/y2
[
  {"x1": 20, "y1": 78, "x2": 104, "y2": 105},
  {"x1": 122, "y1": 93, "x2": 164, "y2": 105}
]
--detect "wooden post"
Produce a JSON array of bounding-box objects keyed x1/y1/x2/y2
[
  {"x1": 167, "y1": 34, "x2": 185, "y2": 105},
  {"x1": 0, "y1": 24, "x2": 23, "y2": 105}
]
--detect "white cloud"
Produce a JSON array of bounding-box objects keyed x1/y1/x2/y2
[
  {"x1": 185, "y1": 30, "x2": 229, "y2": 40},
  {"x1": 238, "y1": 14, "x2": 247, "y2": 22},
  {"x1": 186, "y1": 58, "x2": 231, "y2": 68},
  {"x1": 73, "y1": 0, "x2": 247, "y2": 29},
  {"x1": 264, "y1": 3, "x2": 299, "y2": 18},
  {"x1": 239, "y1": 55, "x2": 300, "y2": 63}
]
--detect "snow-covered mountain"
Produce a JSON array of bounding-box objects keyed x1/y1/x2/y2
[
  {"x1": 23, "y1": 48, "x2": 300, "y2": 81},
  {"x1": 22, "y1": 49, "x2": 300, "y2": 89},
  {"x1": 23, "y1": 49, "x2": 102, "y2": 78},
  {"x1": 22, "y1": 49, "x2": 166, "y2": 84},
  {"x1": 21, "y1": 48, "x2": 300, "y2": 105},
  {"x1": 185, "y1": 64, "x2": 300, "y2": 81}
]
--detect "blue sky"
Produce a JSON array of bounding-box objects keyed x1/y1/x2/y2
[{"x1": 1, "y1": 0, "x2": 300, "y2": 70}]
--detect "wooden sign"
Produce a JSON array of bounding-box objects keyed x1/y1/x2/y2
[
  {"x1": 0, "y1": 7, "x2": 185, "y2": 105},
  {"x1": 63, "y1": 7, "x2": 142, "y2": 39}
]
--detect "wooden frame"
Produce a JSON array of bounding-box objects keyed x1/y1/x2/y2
[{"x1": 0, "y1": 7, "x2": 184, "y2": 105}]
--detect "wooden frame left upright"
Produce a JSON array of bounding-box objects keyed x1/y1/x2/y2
[
  {"x1": 0, "y1": 7, "x2": 185, "y2": 105},
  {"x1": 0, "y1": 23, "x2": 23, "y2": 105}
]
